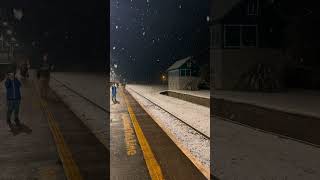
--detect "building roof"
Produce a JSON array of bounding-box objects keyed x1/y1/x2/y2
[{"x1": 167, "y1": 56, "x2": 192, "y2": 71}]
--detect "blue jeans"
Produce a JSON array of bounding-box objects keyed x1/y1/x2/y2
[
  {"x1": 7, "y1": 100, "x2": 21, "y2": 124},
  {"x1": 112, "y1": 93, "x2": 117, "y2": 101}
]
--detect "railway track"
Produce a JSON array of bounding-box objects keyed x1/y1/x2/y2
[
  {"x1": 52, "y1": 77, "x2": 108, "y2": 113},
  {"x1": 54, "y1": 79, "x2": 209, "y2": 140},
  {"x1": 126, "y1": 86, "x2": 210, "y2": 140}
]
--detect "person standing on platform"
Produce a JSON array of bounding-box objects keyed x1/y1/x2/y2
[
  {"x1": 37, "y1": 52, "x2": 53, "y2": 99},
  {"x1": 111, "y1": 83, "x2": 117, "y2": 103},
  {"x1": 5, "y1": 71, "x2": 22, "y2": 128}
]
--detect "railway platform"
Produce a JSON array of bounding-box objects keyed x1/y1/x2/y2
[
  {"x1": 52, "y1": 72, "x2": 209, "y2": 179},
  {"x1": 111, "y1": 86, "x2": 207, "y2": 179},
  {"x1": 0, "y1": 71, "x2": 109, "y2": 179}
]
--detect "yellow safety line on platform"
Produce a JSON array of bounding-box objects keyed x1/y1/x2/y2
[
  {"x1": 33, "y1": 80, "x2": 83, "y2": 180},
  {"x1": 122, "y1": 114, "x2": 137, "y2": 156},
  {"x1": 120, "y1": 88, "x2": 164, "y2": 180}
]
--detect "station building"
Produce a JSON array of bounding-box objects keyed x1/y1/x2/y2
[
  {"x1": 210, "y1": 0, "x2": 320, "y2": 91},
  {"x1": 167, "y1": 56, "x2": 200, "y2": 90}
]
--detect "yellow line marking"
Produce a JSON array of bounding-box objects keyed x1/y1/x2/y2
[
  {"x1": 122, "y1": 114, "x2": 137, "y2": 156},
  {"x1": 33, "y1": 80, "x2": 83, "y2": 180},
  {"x1": 127, "y1": 87, "x2": 210, "y2": 179},
  {"x1": 120, "y1": 88, "x2": 164, "y2": 180}
]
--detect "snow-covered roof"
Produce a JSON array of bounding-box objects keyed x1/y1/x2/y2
[{"x1": 167, "y1": 56, "x2": 192, "y2": 71}]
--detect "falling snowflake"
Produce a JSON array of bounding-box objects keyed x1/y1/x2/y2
[
  {"x1": 142, "y1": 31, "x2": 146, "y2": 36},
  {"x1": 113, "y1": 46, "x2": 116, "y2": 50},
  {"x1": 6, "y1": 30, "x2": 12, "y2": 35},
  {"x1": 206, "y1": 16, "x2": 210, "y2": 22},
  {"x1": 13, "y1": 9, "x2": 23, "y2": 20}
]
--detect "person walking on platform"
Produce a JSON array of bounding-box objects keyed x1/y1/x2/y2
[
  {"x1": 111, "y1": 83, "x2": 117, "y2": 103},
  {"x1": 37, "y1": 52, "x2": 53, "y2": 99},
  {"x1": 5, "y1": 71, "x2": 22, "y2": 128},
  {"x1": 20, "y1": 58, "x2": 30, "y2": 79}
]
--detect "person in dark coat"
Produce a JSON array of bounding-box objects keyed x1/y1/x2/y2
[
  {"x1": 111, "y1": 83, "x2": 117, "y2": 103},
  {"x1": 5, "y1": 71, "x2": 22, "y2": 127},
  {"x1": 37, "y1": 52, "x2": 53, "y2": 99}
]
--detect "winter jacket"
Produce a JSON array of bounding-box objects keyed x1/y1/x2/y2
[
  {"x1": 5, "y1": 78, "x2": 21, "y2": 100},
  {"x1": 111, "y1": 86, "x2": 117, "y2": 96}
]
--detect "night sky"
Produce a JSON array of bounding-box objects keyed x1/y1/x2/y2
[
  {"x1": 111, "y1": 0, "x2": 210, "y2": 82},
  {"x1": 4, "y1": 2, "x2": 107, "y2": 71}
]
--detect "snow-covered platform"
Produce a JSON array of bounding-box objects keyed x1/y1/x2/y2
[
  {"x1": 213, "y1": 90, "x2": 320, "y2": 145},
  {"x1": 213, "y1": 90, "x2": 320, "y2": 119},
  {"x1": 213, "y1": 90, "x2": 320, "y2": 179},
  {"x1": 168, "y1": 89, "x2": 210, "y2": 99},
  {"x1": 213, "y1": 116, "x2": 320, "y2": 180}
]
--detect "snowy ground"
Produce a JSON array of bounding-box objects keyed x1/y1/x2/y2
[
  {"x1": 213, "y1": 116, "x2": 320, "y2": 180},
  {"x1": 214, "y1": 90, "x2": 320, "y2": 118},
  {"x1": 52, "y1": 72, "x2": 107, "y2": 109},
  {"x1": 168, "y1": 89, "x2": 210, "y2": 99},
  {"x1": 50, "y1": 73, "x2": 108, "y2": 148},
  {"x1": 126, "y1": 84, "x2": 210, "y2": 173},
  {"x1": 127, "y1": 84, "x2": 210, "y2": 137}
]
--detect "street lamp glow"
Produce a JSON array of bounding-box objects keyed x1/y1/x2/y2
[
  {"x1": 161, "y1": 75, "x2": 166, "y2": 81},
  {"x1": 206, "y1": 16, "x2": 210, "y2": 22}
]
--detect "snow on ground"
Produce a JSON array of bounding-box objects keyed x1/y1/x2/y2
[
  {"x1": 126, "y1": 86, "x2": 210, "y2": 171},
  {"x1": 168, "y1": 89, "x2": 210, "y2": 99},
  {"x1": 214, "y1": 90, "x2": 320, "y2": 118},
  {"x1": 213, "y1": 117, "x2": 320, "y2": 180},
  {"x1": 52, "y1": 72, "x2": 107, "y2": 109},
  {"x1": 50, "y1": 73, "x2": 108, "y2": 148},
  {"x1": 127, "y1": 84, "x2": 210, "y2": 137}
]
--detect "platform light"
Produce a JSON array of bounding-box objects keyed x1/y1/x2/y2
[{"x1": 161, "y1": 74, "x2": 166, "y2": 81}]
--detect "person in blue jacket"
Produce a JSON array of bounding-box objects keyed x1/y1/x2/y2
[
  {"x1": 111, "y1": 83, "x2": 117, "y2": 103},
  {"x1": 5, "y1": 72, "x2": 22, "y2": 127}
]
